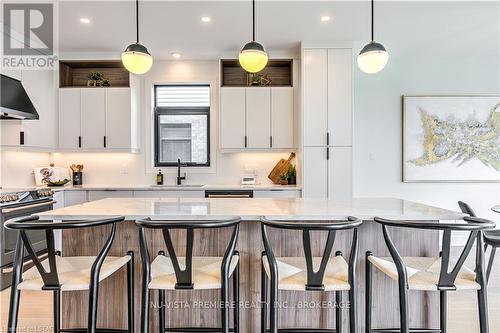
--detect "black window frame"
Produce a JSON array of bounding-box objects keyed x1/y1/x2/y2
[{"x1": 154, "y1": 84, "x2": 211, "y2": 167}]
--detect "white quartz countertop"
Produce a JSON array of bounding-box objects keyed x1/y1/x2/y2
[
  {"x1": 38, "y1": 197, "x2": 464, "y2": 221},
  {"x1": 0, "y1": 184, "x2": 300, "y2": 194},
  {"x1": 58, "y1": 184, "x2": 301, "y2": 191}
]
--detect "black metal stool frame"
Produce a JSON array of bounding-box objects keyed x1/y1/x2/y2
[
  {"x1": 136, "y1": 216, "x2": 241, "y2": 333},
  {"x1": 5, "y1": 215, "x2": 134, "y2": 333},
  {"x1": 366, "y1": 216, "x2": 495, "y2": 333},
  {"x1": 458, "y1": 201, "x2": 500, "y2": 282},
  {"x1": 260, "y1": 216, "x2": 362, "y2": 333}
]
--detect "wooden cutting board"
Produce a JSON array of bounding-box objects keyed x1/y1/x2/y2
[{"x1": 268, "y1": 152, "x2": 295, "y2": 184}]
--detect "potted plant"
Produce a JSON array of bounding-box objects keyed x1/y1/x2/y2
[
  {"x1": 279, "y1": 173, "x2": 288, "y2": 185},
  {"x1": 100, "y1": 78, "x2": 111, "y2": 87},
  {"x1": 87, "y1": 71, "x2": 103, "y2": 87},
  {"x1": 287, "y1": 164, "x2": 296, "y2": 185}
]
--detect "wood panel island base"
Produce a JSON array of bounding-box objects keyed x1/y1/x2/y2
[{"x1": 39, "y1": 198, "x2": 465, "y2": 333}]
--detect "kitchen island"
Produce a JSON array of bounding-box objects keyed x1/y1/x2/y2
[{"x1": 39, "y1": 197, "x2": 464, "y2": 333}]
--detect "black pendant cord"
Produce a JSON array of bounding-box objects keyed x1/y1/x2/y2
[
  {"x1": 136, "y1": 0, "x2": 139, "y2": 43},
  {"x1": 252, "y1": 0, "x2": 256, "y2": 41},
  {"x1": 371, "y1": 0, "x2": 374, "y2": 42}
]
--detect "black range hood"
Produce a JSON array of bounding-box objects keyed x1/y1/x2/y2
[{"x1": 0, "y1": 74, "x2": 39, "y2": 120}]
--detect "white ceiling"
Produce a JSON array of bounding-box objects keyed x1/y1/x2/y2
[{"x1": 57, "y1": 1, "x2": 499, "y2": 59}]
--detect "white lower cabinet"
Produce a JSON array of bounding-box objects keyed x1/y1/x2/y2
[
  {"x1": 64, "y1": 191, "x2": 87, "y2": 206},
  {"x1": 133, "y1": 191, "x2": 205, "y2": 198},
  {"x1": 253, "y1": 190, "x2": 301, "y2": 198},
  {"x1": 87, "y1": 190, "x2": 133, "y2": 201},
  {"x1": 328, "y1": 147, "x2": 352, "y2": 200},
  {"x1": 52, "y1": 191, "x2": 65, "y2": 209},
  {"x1": 302, "y1": 146, "x2": 328, "y2": 198},
  {"x1": 302, "y1": 146, "x2": 352, "y2": 199}
]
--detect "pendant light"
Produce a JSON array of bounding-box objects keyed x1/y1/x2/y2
[
  {"x1": 239, "y1": 0, "x2": 268, "y2": 73},
  {"x1": 121, "y1": 0, "x2": 153, "y2": 75},
  {"x1": 357, "y1": 0, "x2": 389, "y2": 74}
]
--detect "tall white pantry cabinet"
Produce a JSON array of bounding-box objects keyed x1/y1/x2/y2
[{"x1": 301, "y1": 47, "x2": 353, "y2": 199}]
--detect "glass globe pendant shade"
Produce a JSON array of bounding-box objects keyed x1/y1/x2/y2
[
  {"x1": 121, "y1": 43, "x2": 153, "y2": 75},
  {"x1": 239, "y1": 41, "x2": 268, "y2": 73},
  {"x1": 357, "y1": 42, "x2": 388, "y2": 74}
]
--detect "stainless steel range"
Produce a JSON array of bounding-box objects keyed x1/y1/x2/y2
[{"x1": 0, "y1": 189, "x2": 54, "y2": 290}]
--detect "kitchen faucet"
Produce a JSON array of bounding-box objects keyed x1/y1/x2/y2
[{"x1": 177, "y1": 158, "x2": 186, "y2": 185}]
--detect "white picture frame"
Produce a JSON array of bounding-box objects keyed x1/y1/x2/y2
[{"x1": 403, "y1": 95, "x2": 500, "y2": 182}]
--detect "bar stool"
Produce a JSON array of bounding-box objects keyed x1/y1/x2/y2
[
  {"x1": 5, "y1": 215, "x2": 134, "y2": 333},
  {"x1": 260, "y1": 216, "x2": 362, "y2": 333},
  {"x1": 136, "y1": 216, "x2": 241, "y2": 333},
  {"x1": 459, "y1": 201, "x2": 500, "y2": 281},
  {"x1": 366, "y1": 215, "x2": 495, "y2": 333}
]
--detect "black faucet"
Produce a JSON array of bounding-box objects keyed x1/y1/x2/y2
[{"x1": 177, "y1": 158, "x2": 186, "y2": 185}]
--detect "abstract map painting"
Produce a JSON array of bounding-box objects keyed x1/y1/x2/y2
[{"x1": 403, "y1": 96, "x2": 500, "y2": 182}]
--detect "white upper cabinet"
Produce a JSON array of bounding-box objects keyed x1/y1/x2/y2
[
  {"x1": 327, "y1": 49, "x2": 352, "y2": 146},
  {"x1": 302, "y1": 49, "x2": 328, "y2": 146},
  {"x1": 58, "y1": 87, "x2": 138, "y2": 151},
  {"x1": 105, "y1": 88, "x2": 132, "y2": 149},
  {"x1": 58, "y1": 88, "x2": 81, "y2": 149},
  {"x1": 220, "y1": 86, "x2": 294, "y2": 150},
  {"x1": 271, "y1": 87, "x2": 294, "y2": 148},
  {"x1": 1, "y1": 70, "x2": 56, "y2": 150},
  {"x1": 302, "y1": 48, "x2": 353, "y2": 147},
  {"x1": 246, "y1": 87, "x2": 271, "y2": 148},
  {"x1": 220, "y1": 88, "x2": 246, "y2": 149},
  {"x1": 81, "y1": 88, "x2": 106, "y2": 149}
]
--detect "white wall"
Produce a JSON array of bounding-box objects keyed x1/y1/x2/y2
[
  {"x1": 352, "y1": 1, "x2": 500, "y2": 222},
  {"x1": 0, "y1": 150, "x2": 50, "y2": 188}
]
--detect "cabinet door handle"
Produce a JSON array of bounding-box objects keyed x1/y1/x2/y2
[
  {"x1": 19, "y1": 131, "x2": 24, "y2": 145},
  {"x1": 104, "y1": 136, "x2": 106, "y2": 148},
  {"x1": 326, "y1": 147, "x2": 330, "y2": 160},
  {"x1": 78, "y1": 136, "x2": 82, "y2": 148},
  {"x1": 326, "y1": 132, "x2": 330, "y2": 146},
  {"x1": 244, "y1": 135, "x2": 247, "y2": 148},
  {"x1": 270, "y1": 135, "x2": 273, "y2": 148}
]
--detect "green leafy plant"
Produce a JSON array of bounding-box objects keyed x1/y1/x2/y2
[
  {"x1": 100, "y1": 78, "x2": 111, "y2": 87},
  {"x1": 287, "y1": 164, "x2": 296, "y2": 177},
  {"x1": 88, "y1": 71, "x2": 103, "y2": 81},
  {"x1": 280, "y1": 173, "x2": 288, "y2": 181}
]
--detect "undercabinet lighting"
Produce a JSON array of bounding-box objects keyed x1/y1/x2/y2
[
  {"x1": 320, "y1": 15, "x2": 331, "y2": 22},
  {"x1": 201, "y1": 16, "x2": 211, "y2": 23},
  {"x1": 171, "y1": 52, "x2": 182, "y2": 59},
  {"x1": 79, "y1": 17, "x2": 91, "y2": 24}
]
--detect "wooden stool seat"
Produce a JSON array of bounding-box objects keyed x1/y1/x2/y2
[
  {"x1": 262, "y1": 255, "x2": 350, "y2": 291},
  {"x1": 18, "y1": 255, "x2": 131, "y2": 291},
  {"x1": 368, "y1": 256, "x2": 479, "y2": 291},
  {"x1": 149, "y1": 255, "x2": 239, "y2": 290}
]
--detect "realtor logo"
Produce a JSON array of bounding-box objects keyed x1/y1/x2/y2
[
  {"x1": 2, "y1": 3, "x2": 56, "y2": 70},
  {"x1": 3, "y1": 3, "x2": 53, "y2": 55}
]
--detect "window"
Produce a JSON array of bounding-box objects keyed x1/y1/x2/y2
[{"x1": 154, "y1": 85, "x2": 210, "y2": 167}]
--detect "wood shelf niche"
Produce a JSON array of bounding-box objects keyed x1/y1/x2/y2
[
  {"x1": 221, "y1": 59, "x2": 293, "y2": 87},
  {"x1": 59, "y1": 60, "x2": 130, "y2": 88}
]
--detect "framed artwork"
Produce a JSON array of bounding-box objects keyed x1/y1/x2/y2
[{"x1": 403, "y1": 95, "x2": 500, "y2": 182}]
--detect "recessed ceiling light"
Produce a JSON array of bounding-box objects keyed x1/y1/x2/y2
[
  {"x1": 79, "y1": 17, "x2": 91, "y2": 24},
  {"x1": 201, "y1": 16, "x2": 211, "y2": 23},
  {"x1": 171, "y1": 52, "x2": 182, "y2": 59},
  {"x1": 320, "y1": 15, "x2": 331, "y2": 22}
]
